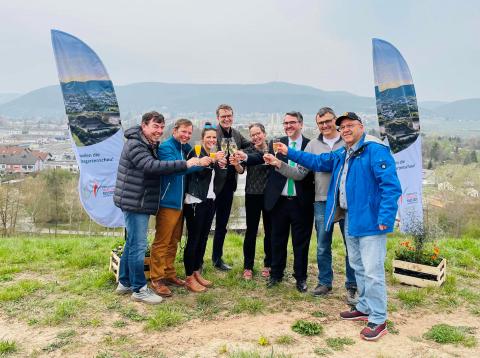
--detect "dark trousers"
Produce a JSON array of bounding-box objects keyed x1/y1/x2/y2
[
  {"x1": 212, "y1": 179, "x2": 235, "y2": 263},
  {"x1": 184, "y1": 199, "x2": 216, "y2": 276},
  {"x1": 244, "y1": 194, "x2": 272, "y2": 270},
  {"x1": 270, "y1": 196, "x2": 313, "y2": 281}
]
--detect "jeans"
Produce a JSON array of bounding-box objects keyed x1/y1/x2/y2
[
  {"x1": 344, "y1": 212, "x2": 388, "y2": 324},
  {"x1": 119, "y1": 211, "x2": 150, "y2": 293},
  {"x1": 314, "y1": 201, "x2": 356, "y2": 289}
]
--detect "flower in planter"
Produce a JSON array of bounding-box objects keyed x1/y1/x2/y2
[{"x1": 395, "y1": 240, "x2": 442, "y2": 266}]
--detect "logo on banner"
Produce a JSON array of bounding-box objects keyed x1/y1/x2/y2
[{"x1": 81, "y1": 179, "x2": 115, "y2": 199}]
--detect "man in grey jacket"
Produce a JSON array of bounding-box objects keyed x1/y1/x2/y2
[
  {"x1": 113, "y1": 111, "x2": 200, "y2": 304},
  {"x1": 272, "y1": 107, "x2": 357, "y2": 302}
]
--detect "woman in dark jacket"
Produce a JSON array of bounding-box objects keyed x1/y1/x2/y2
[
  {"x1": 231, "y1": 123, "x2": 272, "y2": 280},
  {"x1": 183, "y1": 123, "x2": 226, "y2": 292}
]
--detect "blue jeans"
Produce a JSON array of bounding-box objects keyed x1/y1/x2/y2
[
  {"x1": 119, "y1": 211, "x2": 150, "y2": 292},
  {"x1": 344, "y1": 212, "x2": 388, "y2": 324},
  {"x1": 314, "y1": 201, "x2": 356, "y2": 289}
]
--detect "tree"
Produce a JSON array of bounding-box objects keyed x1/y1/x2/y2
[
  {"x1": 0, "y1": 183, "x2": 21, "y2": 236},
  {"x1": 430, "y1": 142, "x2": 440, "y2": 162}
]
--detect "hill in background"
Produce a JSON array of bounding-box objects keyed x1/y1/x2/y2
[{"x1": 0, "y1": 82, "x2": 478, "y2": 136}]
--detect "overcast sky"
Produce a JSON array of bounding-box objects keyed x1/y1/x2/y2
[{"x1": 1, "y1": 0, "x2": 479, "y2": 101}]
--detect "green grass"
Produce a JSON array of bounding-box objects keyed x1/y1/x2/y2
[
  {"x1": 231, "y1": 297, "x2": 265, "y2": 315},
  {"x1": 0, "y1": 340, "x2": 17, "y2": 356},
  {"x1": 112, "y1": 320, "x2": 127, "y2": 328},
  {"x1": 311, "y1": 310, "x2": 327, "y2": 318},
  {"x1": 396, "y1": 288, "x2": 428, "y2": 308},
  {"x1": 423, "y1": 324, "x2": 477, "y2": 347},
  {"x1": 146, "y1": 305, "x2": 186, "y2": 331},
  {"x1": 120, "y1": 306, "x2": 147, "y2": 322},
  {"x1": 291, "y1": 320, "x2": 323, "y2": 336},
  {"x1": 44, "y1": 298, "x2": 86, "y2": 325},
  {"x1": 1, "y1": 233, "x2": 480, "y2": 355},
  {"x1": 0, "y1": 279, "x2": 43, "y2": 302},
  {"x1": 228, "y1": 351, "x2": 292, "y2": 358},
  {"x1": 275, "y1": 335, "x2": 295, "y2": 345},
  {"x1": 386, "y1": 320, "x2": 399, "y2": 335},
  {"x1": 313, "y1": 347, "x2": 332, "y2": 356},
  {"x1": 325, "y1": 337, "x2": 355, "y2": 351}
]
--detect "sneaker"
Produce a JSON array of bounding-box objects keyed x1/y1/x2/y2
[
  {"x1": 360, "y1": 322, "x2": 388, "y2": 341},
  {"x1": 131, "y1": 285, "x2": 163, "y2": 305},
  {"x1": 339, "y1": 307, "x2": 369, "y2": 321},
  {"x1": 115, "y1": 282, "x2": 132, "y2": 295},
  {"x1": 312, "y1": 284, "x2": 332, "y2": 297},
  {"x1": 346, "y1": 287, "x2": 359, "y2": 305},
  {"x1": 243, "y1": 269, "x2": 253, "y2": 280},
  {"x1": 261, "y1": 267, "x2": 271, "y2": 278}
]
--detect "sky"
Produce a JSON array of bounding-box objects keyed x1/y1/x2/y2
[{"x1": 1, "y1": 0, "x2": 479, "y2": 102}]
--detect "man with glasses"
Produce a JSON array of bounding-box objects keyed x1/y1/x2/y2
[
  {"x1": 241, "y1": 111, "x2": 314, "y2": 292},
  {"x1": 272, "y1": 112, "x2": 401, "y2": 341},
  {"x1": 270, "y1": 108, "x2": 357, "y2": 303},
  {"x1": 212, "y1": 104, "x2": 250, "y2": 271}
]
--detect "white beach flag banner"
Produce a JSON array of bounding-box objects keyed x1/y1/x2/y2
[
  {"x1": 372, "y1": 38, "x2": 423, "y2": 233},
  {"x1": 51, "y1": 29, "x2": 124, "y2": 227}
]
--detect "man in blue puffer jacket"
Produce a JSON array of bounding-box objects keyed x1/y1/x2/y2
[
  {"x1": 270, "y1": 112, "x2": 401, "y2": 341},
  {"x1": 149, "y1": 118, "x2": 211, "y2": 297}
]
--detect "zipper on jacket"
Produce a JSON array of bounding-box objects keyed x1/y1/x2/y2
[
  {"x1": 326, "y1": 160, "x2": 345, "y2": 230},
  {"x1": 161, "y1": 182, "x2": 171, "y2": 201}
]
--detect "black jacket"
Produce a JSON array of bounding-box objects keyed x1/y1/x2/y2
[
  {"x1": 215, "y1": 126, "x2": 250, "y2": 192},
  {"x1": 185, "y1": 148, "x2": 226, "y2": 201},
  {"x1": 246, "y1": 135, "x2": 315, "y2": 212},
  {"x1": 113, "y1": 126, "x2": 187, "y2": 214}
]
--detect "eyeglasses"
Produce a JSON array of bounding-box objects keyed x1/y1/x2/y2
[
  {"x1": 283, "y1": 121, "x2": 299, "y2": 127},
  {"x1": 317, "y1": 119, "x2": 334, "y2": 126},
  {"x1": 339, "y1": 124, "x2": 361, "y2": 132}
]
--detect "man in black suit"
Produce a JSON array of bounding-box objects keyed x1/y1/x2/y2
[
  {"x1": 212, "y1": 104, "x2": 251, "y2": 271},
  {"x1": 240, "y1": 111, "x2": 314, "y2": 292}
]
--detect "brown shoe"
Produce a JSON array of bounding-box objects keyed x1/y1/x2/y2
[
  {"x1": 193, "y1": 271, "x2": 212, "y2": 288},
  {"x1": 150, "y1": 279, "x2": 172, "y2": 297},
  {"x1": 163, "y1": 276, "x2": 185, "y2": 287},
  {"x1": 185, "y1": 275, "x2": 207, "y2": 293}
]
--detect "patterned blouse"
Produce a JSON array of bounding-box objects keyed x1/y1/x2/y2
[{"x1": 244, "y1": 145, "x2": 270, "y2": 195}]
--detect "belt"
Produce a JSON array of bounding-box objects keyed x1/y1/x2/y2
[{"x1": 281, "y1": 196, "x2": 296, "y2": 201}]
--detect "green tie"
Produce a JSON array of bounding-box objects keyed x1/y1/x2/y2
[{"x1": 287, "y1": 141, "x2": 296, "y2": 196}]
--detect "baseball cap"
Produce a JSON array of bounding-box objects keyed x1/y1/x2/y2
[{"x1": 335, "y1": 112, "x2": 362, "y2": 126}]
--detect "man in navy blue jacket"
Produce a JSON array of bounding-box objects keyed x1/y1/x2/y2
[
  {"x1": 149, "y1": 119, "x2": 211, "y2": 297},
  {"x1": 270, "y1": 112, "x2": 401, "y2": 341}
]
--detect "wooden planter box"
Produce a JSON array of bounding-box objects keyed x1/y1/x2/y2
[
  {"x1": 109, "y1": 249, "x2": 151, "y2": 283},
  {"x1": 392, "y1": 258, "x2": 446, "y2": 287}
]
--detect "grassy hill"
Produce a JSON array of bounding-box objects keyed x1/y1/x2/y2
[{"x1": 0, "y1": 231, "x2": 479, "y2": 357}]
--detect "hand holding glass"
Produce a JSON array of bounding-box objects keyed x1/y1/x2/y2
[
  {"x1": 194, "y1": 141, "x2": 202, "y2": 157},
  {"x1": 275, "y1": 142, "x2": 288, "y2": 156},
  {"x1": 272, "y1": 138, "x2": 281, "y2": 157}
]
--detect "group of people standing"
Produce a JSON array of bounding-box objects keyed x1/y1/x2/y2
[{"x1": 113, "y1": 104, "x2": 401, "y2": 341}]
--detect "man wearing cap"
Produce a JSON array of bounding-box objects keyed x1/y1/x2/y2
[
  {"x1": 271, "y1": 112, "x2": 401, "y2": 341},
  {"x1": 269, "y1": 107, "x2": 357, "y2": 302}
]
